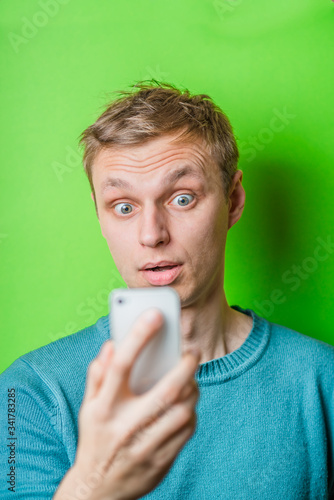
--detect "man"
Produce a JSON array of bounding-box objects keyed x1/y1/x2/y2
[{"x1": 1, "y1": 81, "x2": 334, "y2": 499}]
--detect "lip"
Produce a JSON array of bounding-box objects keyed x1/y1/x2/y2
[
  {"x1": 141, "y1": 261, "x2": 180, "y2": 270},
  {"x1": 140, "y1": 265, "x2": 182, "y2": 286}
]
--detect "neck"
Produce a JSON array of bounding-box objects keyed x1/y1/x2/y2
[{"x1": 179, "y1": 278, "x2": 253, "y2": 365}]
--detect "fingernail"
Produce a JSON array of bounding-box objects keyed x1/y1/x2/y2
[
  {"x1": 99, "y1": 342, "x2": 110, "y2": 362},
  {"x1": 144, "y1": 309, "x2": 161, "y2": 323}
]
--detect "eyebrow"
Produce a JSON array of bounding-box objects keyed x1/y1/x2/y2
[{"x1": 101, "y1": 165, "x2": 205, "y2": 193}]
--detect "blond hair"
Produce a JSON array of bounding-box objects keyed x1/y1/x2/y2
[{"x1": 79, "y1": 80, "x2": 239, "y2": 203}]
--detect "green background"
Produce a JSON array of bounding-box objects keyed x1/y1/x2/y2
[{"x1": 0, "y1": 0, "x2": 333, "y2": 374}]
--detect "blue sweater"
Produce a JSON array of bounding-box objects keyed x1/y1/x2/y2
[{"x1": 1, "y1": 305, "x2": 334, "y2": 499}]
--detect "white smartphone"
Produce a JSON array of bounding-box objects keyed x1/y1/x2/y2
[{"x1": 109, "y1": 286, "x2": 181, "y2": 395}]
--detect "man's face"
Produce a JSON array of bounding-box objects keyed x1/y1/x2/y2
[{"x1": 92, "y1": 132, "x2": 237, "y2": 307}]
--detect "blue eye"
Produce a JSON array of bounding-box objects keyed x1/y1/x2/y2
[
  {"x1": 114, "y1": 203, "x2": 133, "y2": 215},
  {"x1": 171, "y1": 194, "x2": 194, "y2": 206},
  {"x1": 113, "y1": 194, "x2": 194, "y2": 216}
]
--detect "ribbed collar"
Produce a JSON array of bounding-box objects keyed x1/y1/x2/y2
[
  {"x1": 96, "y1": 304, "x2": 270, "y2": 386},
  {"x1": 194, "y1": 305, "x2": 270, "y2": 385}
]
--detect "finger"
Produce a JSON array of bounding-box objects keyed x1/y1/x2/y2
[
  {"x1": 129, "y1": 389, "x2": 198, "y2": 458},
  {"x1": 155, "y1": 387, "x2": 199, "y2": 440},
  {"x1": 99, "y1": 308, "x2": 164, "y2": 405},
  {"x1": 84, "y1": 359, "x2": 104, "y2": 402},
  {"x1": 142, "y1": 350, "x2": 200, "y2": 417},
  {"x1": 177, "y1": 378, "x2": 199, "y2": 402},
  {"x1": 130, "y1": 419, "x2": 195, "y2": 479},
  {"x1": 129, "y1": 374, "x2": 199, "y2": 451},
  {"x1": 145, "y1": 424, "x2": 195, "y2": 485},
  {"x1": 98, "y1": 340, "x2": 114, "y2": 369},
  {"x1": 121, "y1": 351, "x2": 199, "y2": 435},
  {"x1": 84, "y1": 341, "x2": 114, "y2": 401},
  {"x1": 155, "y1": 415, "x2": 196, "y2": 466}
]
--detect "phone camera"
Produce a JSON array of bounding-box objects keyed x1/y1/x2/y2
[{"x1": 118, "y1": 298, "x2": 123, "y2": 304}]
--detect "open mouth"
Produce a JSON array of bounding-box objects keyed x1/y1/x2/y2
[
  {"x1": 141, "y1": 264, "x2": 182, "y2": 285},
  {"x1": 147, "y1": 265, "x2": 177, "y2": 272}
]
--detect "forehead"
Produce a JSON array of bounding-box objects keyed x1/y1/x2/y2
[{"x1": 92, "y1": 133, "x2": 220, "y2": 191}]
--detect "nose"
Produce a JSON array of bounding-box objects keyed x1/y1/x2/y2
[{"x1": 138, "y1": 203, "x2": 170, "y2": 248}]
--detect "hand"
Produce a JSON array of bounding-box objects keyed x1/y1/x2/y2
[{"x1": 57, "y1": 308, "x2": 200, "y2": 500}]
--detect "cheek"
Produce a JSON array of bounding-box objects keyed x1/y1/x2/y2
[
  {"x1": 186, "y1": 208, "x2": 227, "y2": 265},
  {"x1": 102, "y1": 221, "x2": 134, "y2": 263}
]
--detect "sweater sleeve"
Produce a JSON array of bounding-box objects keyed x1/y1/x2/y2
[
  {"x1": 0, "y1": 358, "x2": 71, "y2": 499},
  {"x1": 323, "y1": 368, "x2": 334, "y2": 500}
]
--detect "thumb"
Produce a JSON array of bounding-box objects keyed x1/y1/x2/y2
[
  {"x1": 99, "y1": 340, "x2": 115, "y2": 367},
  {"x1": 84, "y1": 341, "x2": 114, "y2": 400}
]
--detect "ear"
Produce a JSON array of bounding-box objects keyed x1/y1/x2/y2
[{"x1": 227, "y1": 170, "x2": 246, "y2": 230}]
